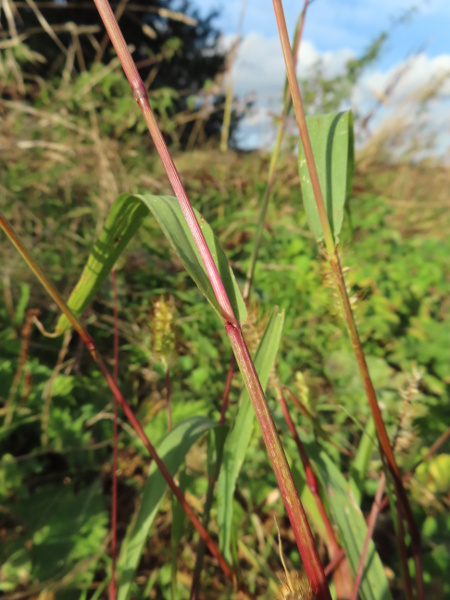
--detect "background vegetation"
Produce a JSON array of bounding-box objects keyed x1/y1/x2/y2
[{"x1": 0, "y1": 1, "x2": 449, "y2": 598}]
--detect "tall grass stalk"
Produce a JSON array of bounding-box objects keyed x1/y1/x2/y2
[
  {"x1": 272, "y1": 1, "x2": 424, "y2": 597},
  {"x1": 91, "y1": 0, "x2": 331, "y2": 596}
]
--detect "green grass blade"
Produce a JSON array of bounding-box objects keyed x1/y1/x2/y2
[
  {"x1": 117, "y1": 416, "x2": 220, "y2": 600},
  {"x1": 217, "y1": 307, "x2": 284, "y2": 562},
  {"x1": 350, "y1": 417, "x2": 376, "y2": 506},
  {"x1": 298, "y1": 111, "x2": 354, "y2": 244},
  {"x1": 56, "y1": 193, "x2": 246, "y2": 334},
  {"x1": 136, "y1": 194, "x2": 246, "y2": 324},
  {"x1": 55, "y1": 194, "x2": 149, "y2": 334},
  {"x1": 312, "y1": 449, "x2": 393, "y2": 600}
]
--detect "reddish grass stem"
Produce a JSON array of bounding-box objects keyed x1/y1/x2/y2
[
  {"x1": 279, "y1": 390, "x2": 337, "y2": 544},
  {"x1": 219, "y1": 354, "x2": 236, "y2": 425},
  {"x1": 272, "y1": 1, "x2": 423, "y2": 595},
  {"x1": 165, "y1": 367, "x2": 172, "y2": 432},
  {"x1": 226, "y1": 324, "x2": 331, "y2": 600},
  {"x1": 92, "y1": 1, "x2": 332, "y2": 596},
  {"x1": 279, "y1": 389, "x2": 353, "y2": 596}
]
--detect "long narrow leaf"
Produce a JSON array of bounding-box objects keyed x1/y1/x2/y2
[
  {"x1": 217, "y1": 307, "x2": 284, "y2": 562},
  {"x1": 298, "y1": 111, "x2": 354, "y2": 243},
  {"x1": 117, "y1": 416, "x2": 220, "y2": 600},
  {"x1": 56, "y1": 194, "x2": 247, "y2": 333},
  {"x1": 312, "y1": 449, "x2": 393, "y2": 600}
]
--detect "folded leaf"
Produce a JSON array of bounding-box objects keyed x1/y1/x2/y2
[{"x1": 56, "y1": 194, "x2": 247, "y2": 333}]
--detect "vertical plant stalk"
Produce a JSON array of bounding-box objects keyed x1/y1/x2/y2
[
  {"x1": 5, "y1": 308, "x2": 40, "y2": 427},
  {"x1": 243, "y1": 0, "x2": 308, "y2": 301},
  {"x1": 92, "y1": 3, "x2": 332, "y2": 597},
  {"x1": 110, "y1": 269, "x2": 119, "y2": 600},
  {"x1": 279, "y1": 389, "x2": 353, "y2": 597},
  {"x1": 226, "y1": 324, "x2": 331, "y2": 600},
  {"x1": 272, "y1": 1, "x2": 423, "y2": 596},
  {"x1": 0, "y1": 214, "x2": 249, "y2": 597},
  {"x1": 331, "y1": 250, "x2": 422, "y2": 599},
  {"x1": 279, "y1": 390, "x2": 338, "y2": 548},
  {"x1": 350, "y1": 473, "x2": 386, "y2": 600}
]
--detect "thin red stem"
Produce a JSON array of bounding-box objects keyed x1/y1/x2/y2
[
  {"x1": 272, "y1": 1, "x2": 423, "y2": 593},
  {"x1": 165, "y1": 367, "x2": 172, "y2": 432},
  {"x1": 91, "y1": 3, "x2": 331, "y2": 596},
  {"x1": 226, "y1": 324, "x2": 331, "y2": 600},
  {"x1": 279, "y1": 390, "x2": 339, "y2": 549},
  {"x1": 272, "y1": 0, "x2": 334, "y2": 256}
]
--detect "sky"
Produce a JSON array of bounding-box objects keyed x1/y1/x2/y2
[{"x1": 189, "y1": 0, "x2": 450, "y2": 154}]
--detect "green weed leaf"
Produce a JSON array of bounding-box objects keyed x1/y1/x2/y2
[
  {"x1": 312, "y1": 449, "x2": 393, "y2": 600},
  {"x1": 298, "y1": 111, "x2": 354, "y2": 244},
  {"x1": 217, "y1": 307, "x2": 284, "y2": 562},
  {"x1": 56, "y1": 194, "x2": 247, "y2": 333},
  {"x1": 117, "y1": 416, "x2": 220, "y2": 600}
]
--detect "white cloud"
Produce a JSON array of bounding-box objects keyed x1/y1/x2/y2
[
  {"x1": 355, "y1": 53, "x2": 450, "y2": 155},
  {"x1": 225, "y1": 31, "x2": 450, "y2": 155}
]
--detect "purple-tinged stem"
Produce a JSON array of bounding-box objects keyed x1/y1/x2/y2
[
  {"x1": 279, "y1": 389, "x2": 353, "y2": 597},
  {"x1": 279, "y1": 390, "x2": 336, "y2": 542},
  {"x1": 226, "y1": 324, "x2": 331, "y2": 600},
  {"x1": 272, "y1": 0, "x2": 334, "y2": 257},
  {"x1": 92, "y1": 0, "x2": 236, "y2": 326},
  {"x1": 90, "y1": 3, "x2": 331, "y2": 595},
  {"x1": 165, "y1": 367, "x2": 172, "y2": 432},
  {"x1": 272, "y1": 2, "x2": 423, "y2": 595}
]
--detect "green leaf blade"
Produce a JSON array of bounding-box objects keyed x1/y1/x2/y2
[
  {"x1": 136, "y1": 194, "x2": 247, "y2": 324},
  {"x1": 312, "y1": 449, "x2": 393, "y2": 600},
  {"x1": 117, "y1": 416, "x2": 220, "y2": 600},
  {"x1": 56, "y1": 194, "x2": 247, "y2": 334},
  {"x1": 56, "y1": 194, "x2": 149, "y2": 334},
  {"x1": 298, "y1": 111, "x2": 354, "y2": 244},
  {"x1": 217, "y1": 307, "x2": 284, "y2": 562}
]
